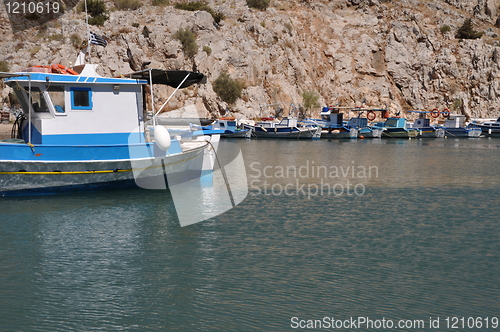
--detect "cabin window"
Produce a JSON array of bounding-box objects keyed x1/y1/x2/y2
[
  {"x1": 385, "y1": 119, "x2": 398, "y2": 127},
  {"x1": 70, "y1": 87, "x2": 92, "y2": 110},
  {"x1": 30, "y1": 87, "x2": 49, "y2": 113},
  {"x1": 47, "y1": 86, "x2": 65, "y2": 114}
]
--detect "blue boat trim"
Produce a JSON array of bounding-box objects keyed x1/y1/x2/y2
[{"x1": 4, "y1": 73, "x2": 148, "y2": 85}]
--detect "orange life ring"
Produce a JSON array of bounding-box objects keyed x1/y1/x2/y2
[
  {"x1": 441, "y1": 108, "x2": 450, "y2": 118},
  {"x1": 430, "y1": 108, "x2": 440, "y2": 118},
  {"x1": 51, "y1": 64, "x2": 68, "y2": 74},
  {"x1": 66, "y1": 67, "x2": 79, "y2": 75},
  {"x1": 367, "y1": 111, "x2": 376, "y2": 121},
  {"x1": 220, "y1": 117, "x2": 235, "y2": 120}
]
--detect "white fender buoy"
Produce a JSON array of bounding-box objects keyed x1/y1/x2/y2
[{"x1": 154, "y1": 125, "x2": 171, "y2": 151}]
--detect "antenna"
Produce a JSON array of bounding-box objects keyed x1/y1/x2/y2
[{"x1": 84, "y1": 0, "x2": 91, "y2": 64}]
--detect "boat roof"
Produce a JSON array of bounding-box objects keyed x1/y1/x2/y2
[
  {"x1": 123, "y1": 69, "x2": 207, "y2": 88},
  {"x1": 0, "y1": 72, "x2": 29, "y2": 79},
  {"x1": 0, "y1": 71, "x2": 147, "y2": 85},
  {"x1": 0, "y1": 69, "x2": 206, "y2": 88}
]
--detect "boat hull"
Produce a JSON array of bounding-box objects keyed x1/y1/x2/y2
[
  {"x1": 362, "y1": 128, "x2": 383, "y2": 138},
  {"x1": 473, "y1": 124, "x2": 500, "y2": 137},
  {"x1": 442, "y1": 127, "x2": 482, "y2": 138},
  {"x1": 221, "y1": 129, "x2": 251, "y2": 138},
  {"x1": 417, "y1": 127, "x2": 445, "y2": 138},
  {"x1": 246, "y1": 125, "x2": 320, "y2": 139},
  {"x1": 0, "y1": 144, "x2": 207, "y2": 196},
  {"x1": 381, "y1": 128, "x2": 419, "y2": 138}
]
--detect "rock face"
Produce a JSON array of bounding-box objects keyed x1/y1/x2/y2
[{"x1": 1, "y1": 0, "x2": 500, "y2": 120}]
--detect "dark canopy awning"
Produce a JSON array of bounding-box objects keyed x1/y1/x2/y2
[
  {"x1": 0, "y1": 72, "x2": 29, "y2": 79},
  {"x1": 125, "y1": 69, "x2": 206, "y2": 88}
]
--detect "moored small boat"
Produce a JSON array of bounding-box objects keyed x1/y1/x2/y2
[
  {"x1": 471, "y1": 116, "x2": 500, "y2": 137},
  {"x1": 436, "y1": 114, "x2": 482, "y2": 138},
  {"x1": 244, "y1": 117, "x2": 321, "y2": 139},
  {"x1": 372, "y1": 117, "x2": 419, "y2": 138},
  {"x1": 317, "y1": 106, "x2": 384, "y2": 139},
  {"x1": 211, "y1": 117, "x2": 252, "y2": 138},
  {"x1": 409, "y1": 118, "x2": 445, "y2": 138},
  {"x1": 0, "y1": 65, "x2": 209, "y2": 196}
]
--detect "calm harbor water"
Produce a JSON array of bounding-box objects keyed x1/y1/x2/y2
[{"x1": 1, "y1": 138, "x2": 499, "y2": 331}]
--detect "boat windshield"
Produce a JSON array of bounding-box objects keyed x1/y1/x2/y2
[
  {"x1": 46, "y1": 86, "x2": 65, "y2": 113},
  {"x1": 385, "y1": 118, "x2": 399, "y2": 127},
  {"x1": 30, "y1": 87, "x2": 50, "y2": 113}
]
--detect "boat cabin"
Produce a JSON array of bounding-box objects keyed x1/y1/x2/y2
[
  {"x1": 258, "y1": 118, "x2": 298, "y2": 128},
  {"x1": 411, "y1": 118, "x2": 431, "y2": 128},
  {"x1": 2, "y1": 66, "x2": 206, "y2": 146},
  {"x1": 320, "y1": 107, "x2": 343, "y2": 127},
  {"x1": 4, "y1": 65, "x2": 147, "y2": 145},
  {"x1": 443, "y1": 115, "x2": 467, "y2": 128},
  {"x1": 215, "y1": 118, "x2": 238, "y2": 131},
  {"x1": 373, "y1": 117, "x2": 409, "y2": 129},
  {"x1": 346, "y1": 117, "x2": 368, "y2": 128}
]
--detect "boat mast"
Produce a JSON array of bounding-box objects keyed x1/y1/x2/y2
[
  {"x1": 84, "y1": 0, "x2": 91, "y2": 64},
  {"x1": 28, "y1": 76, "x2": 31, "y2": 144}
]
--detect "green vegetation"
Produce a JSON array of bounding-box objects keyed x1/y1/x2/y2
[
  {"x1": 174, "y1": 2, "x2": 225, "y2": 24},
  {"x1": 114, "y1": 0, "x2": 142, "y2": 10},
  {"x1": 79, "y1": 0, "x2": 109, "y2": 26},
  {"x1": 302, "y1": 90, "x2": 320, "y2": 116},
  {"x1": 70, "y1": 33, "x2": 82, "y2": 48},
  {"x1": 203, "y1": 45, "x2": 212, "y2": 56},
  {"x1": 132, "y1": 22, "x2": 139, "y2": 28},
  {"x1": 48, "y1": 33, "x2": 64, "y2": 41},
  {"x1": 0, "y1": 60, "x2": 10, "y2": 72},
  {"x1": 440, "y1": 24, "x2": 451, "y2": 34},
  {"x1": 452, "y1": 99, "x2": 463, "y2": 111},
  {"x1": 152, "y1": 0, "x2": 170, "y2": 6},
  {"x1": 455, "y1": 18, "x2": 483, "y2": 39},
  {"x1": 213, "y1": 72, "x2": 244, "y2": 104},
  {"x1": 246, "y1": 0, "x2": 270, "y2": 11},
  {"x1": 173, "y1": 28, "x2": 198, "y2": 58}
]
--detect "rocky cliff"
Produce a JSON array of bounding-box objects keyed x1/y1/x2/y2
[{"x1": 1, "y1": 0, "x2": 500, "y2": 120}]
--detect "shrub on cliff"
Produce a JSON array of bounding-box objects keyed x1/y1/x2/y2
[
  {"x1": 174, "y1": 2, "x2": 225, "y2": 24},
  {"x1": 0, "y1": 60, "x2": 10, "y2": 72},
  {"x1": 173, "y1": 28, "x2": 198, "y2": 58},
  {"x1": 79, "y1": 0, "x2": 109, "y2": 26},
  {"x1": 302, "y1": 90, "x2": 320, "y2": 117},
  {"x1": 247, "y1": 0, "x2": 270, "y2": 11},
  {"x1": 114, "y1": 0, "x2": 142, "y2": 10},
  {"x1": 456, "y1": 18, "x2": 483, "y2": 39},
  {"x1": 213, "y1": 72, "x2": 243, "y2": 104},
  {"x1": 152, "y1": 0, "x2": 169, "y2": 6}
]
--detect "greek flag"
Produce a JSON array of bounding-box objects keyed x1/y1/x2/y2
[{"x1": 89, "y1": 32, "x2": 107, "y2": 47}]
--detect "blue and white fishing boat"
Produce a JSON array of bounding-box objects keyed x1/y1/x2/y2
[
  {"x1": 409, "y1": 117, "x2": 445, "y2": 138},
  {"x1": 0, "y1": 65, "x2": 209, "y2": 196},
  {"x1": 435, "y1": 114, "x2": 482, "y2": 138},
  {"x1": 471, "y1": 116, "x2": 500, "y2": 137},
  {"x1": 244, "y1": 117, "x2": 321, "y2": 139},
  {"x1": 372, "y1": 117, "x2": 420, "y2": 138},
  {"x1": 316, "y1": 106, "x2": 383, "y2": 139},
  {"x1": 210, "y1": 117, "x2": 251, "y2": 138}
]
